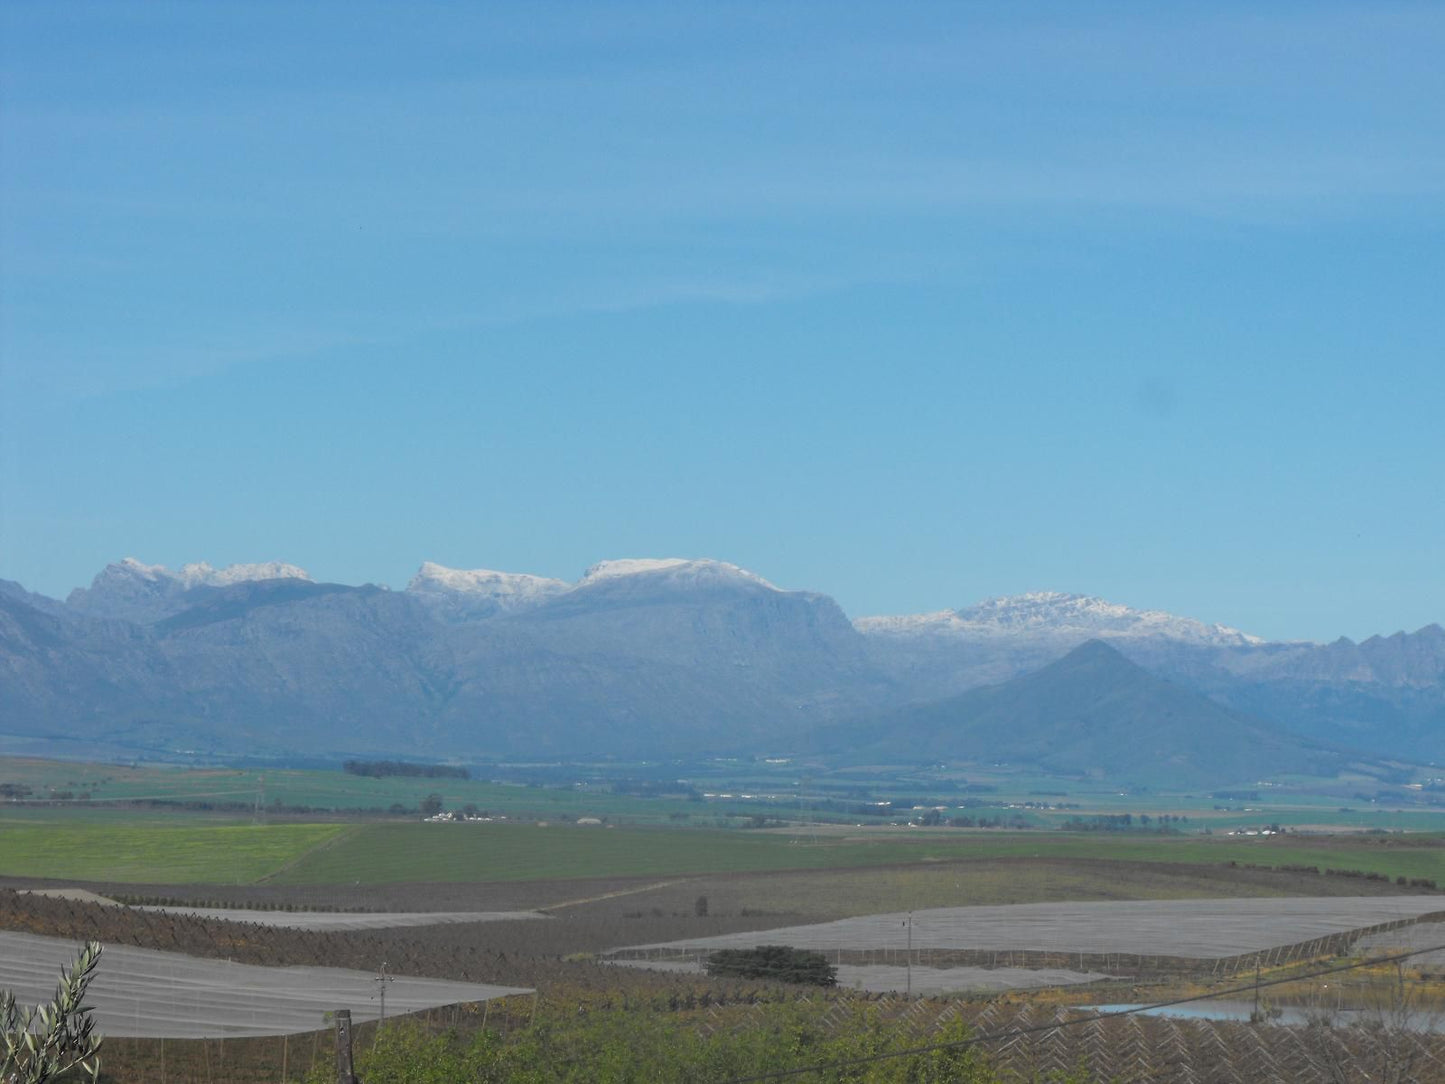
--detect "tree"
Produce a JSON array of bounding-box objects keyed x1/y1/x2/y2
[
  {"x1": 706, "y1": 945, "x2": 836, "y2": 986},
  {"x1": 1, "y1": 940, "x2": 103, "y2": 1084},
  {"x1": 419, "y1": 793, "x2": 444, "y2": 817}
]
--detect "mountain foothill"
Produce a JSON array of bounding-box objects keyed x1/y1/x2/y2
[{"x1": 1, "y1": 556, "x2": 1441, "y2": 787}]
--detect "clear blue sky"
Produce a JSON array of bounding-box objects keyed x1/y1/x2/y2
[{"x1": 2, "y1": 2, "x2": 1441, "y2": 642}]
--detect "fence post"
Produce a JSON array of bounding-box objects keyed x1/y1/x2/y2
[{"x1": 335, "y1": 1009, "x2": 357, "y2": 1084}]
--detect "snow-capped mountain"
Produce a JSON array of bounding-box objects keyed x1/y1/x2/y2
[
  {"x1": 573, "y1": 558, "x2": 781, "y2": 596},
  {"x1": 66, "y1": 558, "x2": 312, "y2": 623},
  {"x1": 406, "y1": 562, "x2": 568, "y2": 619},
  {"x1": 406, "y1": 557, "x2": 782, "y2": 619},
  {"x1": 186, "y1": 560, "x2": 311, "y2": 587},
  {"x1": 3, "y1": 555, "x2": 1441, "y2": 767},
  {"x1": 856, "y1": 591, "x2": 1264, "y2": 648},
  {"x1": 579, "y1": 557, "x2": 768, "y2": 584}
]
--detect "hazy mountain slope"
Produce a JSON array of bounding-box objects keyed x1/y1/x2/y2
[
  {"x1": 1158, "y1": 626, "x2": 1445, "y2": 762},
  {"x1": 1, "y1": 582, "x2": 453, "y2": 758},
  {"x1": 1205, "y1": 679, "x2": 1445, "y2": 761},
  {"x1": 140, "y1": 581, "x2": 457, "y2": 756},
  {"x1": 0, "y1": 593, "x2": 190, "y2": 751},
  {"x1": 435, "y1": 559, "x2": 894, "y2": 756},
  {"x1": 820, "y1": 640, "x2": 1349, "y2": 786},
  {"x1": 0, "y1": 580, "x2": 68, "y2": 618}
]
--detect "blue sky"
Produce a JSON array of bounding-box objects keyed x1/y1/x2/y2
[{"x1": 2, "y1": 2, "x2": 1441, "y2": 641}]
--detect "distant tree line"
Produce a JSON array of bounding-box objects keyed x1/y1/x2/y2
[
  {"x1": 1060, "y1": 813, "x2": 1189, "y2": 832},
  {"x1": 342, "y1": 760, "x2": 469, "y2": 780},
  {"x1": 610, "y1": 779, "x2": 702, "y2": 800},
  {"x1": 1225, "y1": 859, "x2": 1437, "y2": 890},
  {"x1": 943, "y1": 813, "x2": 1031, "y2": 829},
  {"x1": 0, "y1": 784, "x2": 94, "y2": 803}
]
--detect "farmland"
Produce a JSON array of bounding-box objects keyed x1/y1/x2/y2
[
  {"x1": 7, "y1": 753, "x2": 1445, "y2": 836},
  {"x1": 5, "y1": 809, "x2": 1442, "y2": 887},
  {"x1": 270, "y1": 821, "x2": 1445, "y2": 887},
  {"x1": 4, "y1": 757, "x2": 1445, "y2": 1082},
  {"x1": 7, "y1": 880, "x2": 1445, "y2": 1082},
  {"x1": 0, "y1": 820, "x2": 343, "y2": 882},
  {"x1": 131, "y1": 906, "x2": 550, "y2": 931}
]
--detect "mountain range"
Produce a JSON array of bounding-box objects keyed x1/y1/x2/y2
[{"x1": 1, "y1": 556, "x2": 1442, "y2": 785}]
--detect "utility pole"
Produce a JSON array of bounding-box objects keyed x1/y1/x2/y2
[
  {"x1": 374, "y1": 961, "x2": 394, "y2": 1024},
  {"x1": 796, "y1": 771, "x2": 818, "y2": 845},
  {"x1": 334, "y1": 1009, "x2": 356, "y2": 1084},
  {"x1": 905, "y1": 912, "x2": 913, "y2": 996}
]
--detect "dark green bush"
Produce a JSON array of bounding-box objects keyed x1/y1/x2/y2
[{"x1": 705, "y1": 945, "x2": 837, "y2": 986}]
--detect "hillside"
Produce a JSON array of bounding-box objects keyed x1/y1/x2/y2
[{"x1": 820, "y1": 640, "x2": 1350, "y2": 787}]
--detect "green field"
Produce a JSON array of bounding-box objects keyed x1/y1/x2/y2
[
  {"x1": 6, "y1": 815, "x2": 1438, "y2": 887},
  {"x1": 0, "y1": 756, "x2": 788, "y2": 825},
  {"x1": 0, "y1": 820, "x2": 344, "y2": 883},
  {"x1": 4, "y1": 753, "x2": 1445, "y2": 887}
]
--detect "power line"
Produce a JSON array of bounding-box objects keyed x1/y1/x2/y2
[{"x1": 714, "y1": 940, "x2": 1445, "y2": 1084}]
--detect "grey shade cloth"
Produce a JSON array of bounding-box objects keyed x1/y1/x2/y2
[
  {"x1": 618, "y1": 896, "x2": 1445, "y2": 959},
  {"x1": 0, "y1": 930, "x2": 530, "y2": 1038}
]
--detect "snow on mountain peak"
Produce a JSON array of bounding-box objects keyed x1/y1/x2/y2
[
  {"x1": 66, "y1": 558, "x2": 312, "y2": 621},
  {"x1": 579, "y1": 558, "x2": 779, "y2": 591},
  {"x1": 408, "y1": 562, "x2": 568, "y2": 599},
  {"x1": 106, "y1": 558, "x2": 312, "y2": 589},
  {"x1": 855, "y1": 591, "x2": 1262, "y2": 647},
  {"x1": 405, "y1": 562, "x2": 568, "y2": 620},
  {"x1": 188, "y1": 561, "x2": 312, "y2": 587},
  {"x1": 113, "y1": 557, "x2": 169, "y2": 580},
  {"x1": 582, "y1": 558, "x2": 691, "y2": 580},
  {"x1": 404, "y1": 557, "x2": 782, "y2": 618}
]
